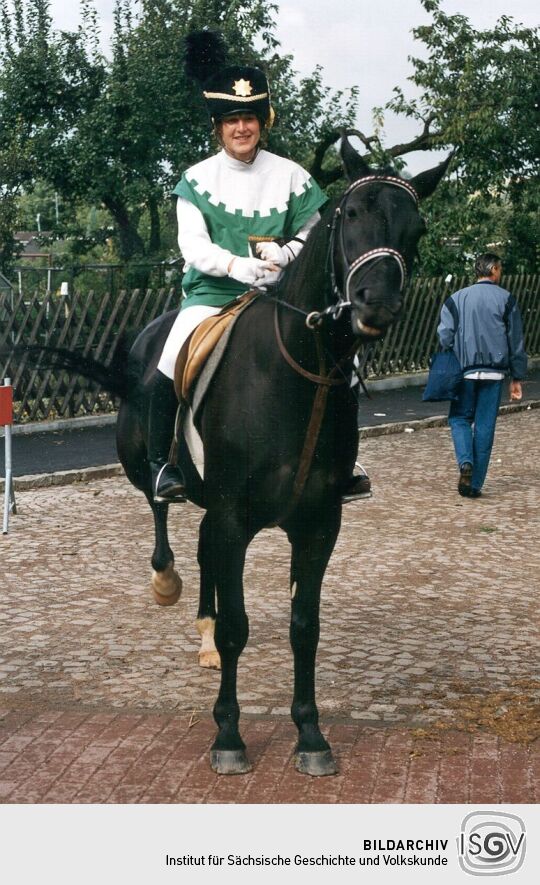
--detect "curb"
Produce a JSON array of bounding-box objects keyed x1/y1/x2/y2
[
  {"x1": 0, "y1": 463, "x2": 123, "y2": 493},
  {"x1": 359, "y1": 398, "x2": 539, "y2": 438},
  {"x1": 2, "y1": 400, "x2": 538, "y2": 493},
  {"x1": 0, "y1": 412, "x2": 117, "y2": 438}
]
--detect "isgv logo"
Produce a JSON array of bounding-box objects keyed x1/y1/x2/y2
[{"x1": 458, "y1": 811, "x2": 526, "y2": 876}]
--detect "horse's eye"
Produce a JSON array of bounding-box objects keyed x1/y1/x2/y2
[{"x1": 346, "y1": 207, "x2": 357, "y2": 219}]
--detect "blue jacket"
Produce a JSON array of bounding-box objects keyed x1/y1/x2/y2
[{"x1": 437, "y1": 281, "x2": 527, "y2": 380}]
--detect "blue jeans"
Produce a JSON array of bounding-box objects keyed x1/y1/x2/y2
[{"x1": 448, "y1": 379, "x2": 503, "y2": 491}]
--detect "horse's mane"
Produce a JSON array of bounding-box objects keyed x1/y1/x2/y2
[{"x1": 275, "y1": 199, "x2": 336, "y2": 305}]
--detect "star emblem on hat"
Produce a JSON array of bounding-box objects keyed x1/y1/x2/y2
[{"x1": 232, "y1": 79, "x2": 253, "y2": 97}]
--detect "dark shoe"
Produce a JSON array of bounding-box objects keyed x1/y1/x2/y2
[
  {"x1": 151, "y1": 460, "x2": 186, "y2": 503},
  {"x1": 458, "y1": 461, "x2": 473, "y2": 496},
  {"x1": 459, "y1": 486, "x2": 482, "y2": 499},
  {"x1": 342, "y1": 465, "x2": 372, "y2": 503}
]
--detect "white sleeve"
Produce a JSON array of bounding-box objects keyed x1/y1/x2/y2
[
  {"x1": 176, "y1": 198, "x2": 234, "y2": 277},
  {"x1": 282, "y1": 211, "x2": 320, "y2": 262}
]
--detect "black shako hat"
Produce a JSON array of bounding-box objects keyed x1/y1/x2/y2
[{"x1": 184, "y1": 30, "x2": 274, "y2": 127}]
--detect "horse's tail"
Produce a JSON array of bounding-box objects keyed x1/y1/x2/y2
[{"x1": 7, "y1": 337, "x2": 137, "y2": 401}]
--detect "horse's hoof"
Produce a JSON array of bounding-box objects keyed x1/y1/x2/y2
[
  {"x1": 210, "y1": 749, "x2": 252, "y2": 775},
  {"x1": 151, "y1": 566, "x2": 182, "y2": 606},
  {"x1": 294, "y1": 749, "x2": 338, "y2": 777},
  {"x1": 198, "y1": 650, "x2": 221, "y2": 670}
]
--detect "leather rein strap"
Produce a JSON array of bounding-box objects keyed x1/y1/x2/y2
[
  {"x1": 273, "y1": 307, "x2": 348, "y2": 387},
  {"x1": 271, "y1": 174, "x2": 419, "y2": 524},
  {"x1": 273, "y1": 304, "x2": 360, "y2": 525}
]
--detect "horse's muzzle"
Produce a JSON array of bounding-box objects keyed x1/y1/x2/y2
[{"x1": 351, "y1": 291, "x2": 403, "y2": 338}]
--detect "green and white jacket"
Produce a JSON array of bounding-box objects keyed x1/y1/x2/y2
[{"x1": 173, "y1": 149, "x2": 327, "y2": 308}]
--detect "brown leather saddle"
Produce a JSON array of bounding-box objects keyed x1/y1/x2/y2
[{"x1": 173, "y1": 291, "x2": 258, "y2": 402}]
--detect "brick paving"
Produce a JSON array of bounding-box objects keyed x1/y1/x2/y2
[
  {"x1": 0, "y1": 711, "x2": 538, "y2": 804},
  {"x1": 0, "y1": 410, "x2": 538, "y2": 802}
]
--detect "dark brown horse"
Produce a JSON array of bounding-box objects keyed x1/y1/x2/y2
[{"x1": 15, "y1": 138, "x2": 450, "y2": 775}]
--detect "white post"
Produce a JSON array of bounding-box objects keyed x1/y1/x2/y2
[
  {"x1": 60, "y1": 281, "x2": 69, "y2": 319},
  {"x1": 2, "y1": 378, "x2": 15, "y2": 535}
]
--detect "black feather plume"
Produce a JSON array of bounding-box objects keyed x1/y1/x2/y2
[{"x1": 184, "y1": 30, "x2": 228, "y2": 84}]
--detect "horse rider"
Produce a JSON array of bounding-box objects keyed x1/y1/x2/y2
[{"x1": 148, "y1": 30, "x2": 372, "y2": 504}]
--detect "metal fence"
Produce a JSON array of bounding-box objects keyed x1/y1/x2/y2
[
  {"x1": 1, "y1": 275, "x2": 538, "y2": 424},
  {"x1": 11, "y1": 262, "x2": 184, "y2": 300}
]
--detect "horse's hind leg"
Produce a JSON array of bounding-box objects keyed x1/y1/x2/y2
[
  {"x1": 196, "y1": 513, "x2": 220, "y2": 670},
  {"x1": 287, "y1": 507, "x2": 341, "y2": 776},
  {"x1": 148, "y1": 498, "x2": 182, "y2": 606},
  {"x1": 200, "y1": 510, "x2": 251, "y2": 774},
  {"x1": 116, "y1": 400, "x2": 182, "y2": 606}
]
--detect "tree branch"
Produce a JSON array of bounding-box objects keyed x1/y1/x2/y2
[
  {"x1": 386, "y1": 113, "x2": 443, "y2": 157},
  {"x1": 309, "y1": 127, "x2": 342, "y2": 184},
  {"x1": 308, "y1": 116, "x2": 447, "y2": 186},
  {"x1": 342, "y1": 128, "x2": 378, "y2": 151}
]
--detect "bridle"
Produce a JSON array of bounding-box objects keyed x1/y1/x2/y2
[
  {"x1": 322, "y1": 174, "x2": 420, "y2": 325},
  {"x1": 269, "y1": 173, "x2": 420, "y2": 524}
]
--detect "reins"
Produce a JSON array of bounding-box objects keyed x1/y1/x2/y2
[
  {"x1": 272, "y1": 303, "x2": 362, "y2": 527},
  {"x1": 269, "y1": 173, "x2": 419, "y2": 525},
  {"x1": 273, "y1": 307, "x2": 349, "y2": 387}
]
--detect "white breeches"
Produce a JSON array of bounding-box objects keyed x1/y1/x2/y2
[{"x1": 157, "y1": 304, "x2": 222, "y2": 380}]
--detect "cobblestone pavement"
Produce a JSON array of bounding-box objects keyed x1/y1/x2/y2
[{"x1": 1, "y1": 411, "x2": 538, "y2": 802}]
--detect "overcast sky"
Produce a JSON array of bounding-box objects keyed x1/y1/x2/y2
[{"x1": 48, "y1": 0, "x2": 538, "y2": 171}]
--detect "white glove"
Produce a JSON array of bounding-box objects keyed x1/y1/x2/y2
[
  {"x1": 228, "y1": 256, "x2": 278, "y2": 286},
  {"x1": 257, "y1": 267, "x2": 282, "y2": 288},
  {"x1": 255, "y1": 241, "x2": 291, "y2": 268}
]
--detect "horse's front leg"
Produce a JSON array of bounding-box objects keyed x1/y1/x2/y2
[
  {"x1": 287, "y1": 506, "x2": 341, "y2": 776},
  {"x1": 201, "y1": 511, "x2": 251, "y2": 774},
  {"x1": 147, "y1": 498, "x2": 182, "y2": 606}
]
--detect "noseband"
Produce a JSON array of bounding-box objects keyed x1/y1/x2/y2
[{"x1": 325, "y1": 175, "x2": 419, "y2": 322}]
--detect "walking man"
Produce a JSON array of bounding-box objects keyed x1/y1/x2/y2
[{"x1": 437, "y1": 253, "x2": 527, "y2": 498}]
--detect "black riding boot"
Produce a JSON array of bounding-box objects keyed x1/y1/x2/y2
[
  {"x1": 147, "y1": 370, "x2": 186, "y2": 503},
  {"x1": 342, "y1": 463, "x2": 372, "y2": 503}
]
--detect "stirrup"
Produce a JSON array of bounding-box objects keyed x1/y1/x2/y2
[
  {"x1": 342, "y1": 462, "x2": 372, "y2": 503},
  {"x1": 152, "y1": 462, "x2": 187, "y2": 504}
]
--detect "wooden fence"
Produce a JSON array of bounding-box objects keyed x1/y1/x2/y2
[
  {"x1": 364, "y1": 273, "x2": 540, "y2": 377},
  {"x1": 0, "y1": 287, "x2": 178, "y2": 422},
  {"x1": 1, "y1": 274, "x2": 539, "y2": 424}
]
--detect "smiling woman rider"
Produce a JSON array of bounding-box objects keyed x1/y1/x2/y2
[{"x1": 148, "y1": 30, "x2": 371, "y2": 504}]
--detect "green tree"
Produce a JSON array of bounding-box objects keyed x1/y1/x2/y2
[
  {"x1": 3, "y1": 0, "x2": 536, "y2": 272},
  {"x1": 0, "y1": 130, "x2": 27, "y2": 273},
  {"x1": 306, "y1": 0, "x2": 538, "y2": 272},
  {"x1": 383, "y1": 0, "x2": 539, "y2": 273},
  {"x1": 0, "y1": 0, "x2": 106, "y2": 267},
  {"x1": 1, "y1": 0, "x2": 358, "y2": 264}
]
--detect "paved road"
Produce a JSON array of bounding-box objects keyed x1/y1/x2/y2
[
  {"x1": 1, "y1": 409, "x2": 538, "y2": 802},
  {"x1": 3, "y1": 368, "x2": 540, "y2": 477},
  {"x1": 4, "y1": 422, "x2": 119, "y2": 477}
]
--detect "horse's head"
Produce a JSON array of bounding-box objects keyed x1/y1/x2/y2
[{"x1": 333, "y1": 136, "x2": 451, "y2": 339}]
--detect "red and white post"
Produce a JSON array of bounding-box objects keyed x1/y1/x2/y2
[{"x1": 1, "y1": 378, "x2": 16, "y2": 535}]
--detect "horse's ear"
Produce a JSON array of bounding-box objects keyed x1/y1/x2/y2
[
  {"x1": 340, "y1": 135, "x2": 372, "y2": 182},
  {"x1": 409, "y1": 152, "x2": 453, "y2": 200}
]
